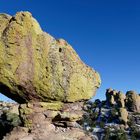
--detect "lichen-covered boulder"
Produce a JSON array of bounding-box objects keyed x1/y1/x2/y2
[{"x1": 0, "y1": 11, "x2": 101, "y2": 103}]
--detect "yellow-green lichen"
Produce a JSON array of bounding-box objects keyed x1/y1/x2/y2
[
  {"x1": 40, "y1": 101, "x2": 63, "y2": 111},
  {"x1": 59, "y1": 111, "x2": 82, "y2": 122},
  {"x1": 67, "y1": 73, "x2": 95, "y2": 102},
  {"x1": 0, "y1": 11, "x2": 101, "y2": 103}
]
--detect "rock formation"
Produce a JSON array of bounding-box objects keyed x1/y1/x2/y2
[
  {"x1": 118, "y1": 108, "x2": 128, "y2": 125},
  {"x1": 125, "y1": 91, "x2": 140, "y2": 112},
  {"x1": 0, "y1": 11, "x2": 101, "y2": 104},
  {"x1": 106, "y1": 88, "x2": 126, "y2": 108},
  {"x1": 0, "y1": 11, "x2": 101, "y2": 140},
  {"x1": 106, "y1": 88, "x2": 116, "y2": 105},
  {"x1": 116, "y1": 91, "x2": 126, "y2": 108},
  {"x1": 0, "y1": 101, "x2": 21, "y2": 140},
  {"x1": 83, "y1": 89, "x2": 140, "y2": 140},
  {"x1": 0, "y1": 101, "x2": 93, "y2": 140}
]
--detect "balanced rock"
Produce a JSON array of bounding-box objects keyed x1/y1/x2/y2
[
  {"x1": 0, "y1": 12, "x2": 101, "y2": 103},
  {"x1": 125, "y1": 91, "x2": 140, "y2": 112}
]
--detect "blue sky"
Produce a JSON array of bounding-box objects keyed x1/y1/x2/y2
[{"x1": 0, "y1": 0, "x2": 140, "y2": 101}]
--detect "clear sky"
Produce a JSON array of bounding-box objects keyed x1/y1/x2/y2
[{"x1": 0, "y1": 0, "x2": 140, "y2": 101}]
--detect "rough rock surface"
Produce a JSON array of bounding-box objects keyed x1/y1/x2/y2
[
  {"x1": 0, "y1": 101, "x2": 21, "y2": 140},
  {"x1": 0, "y1": 11, "x2": 101, "y2": 140},
  {"x1": 0, "y1": 11, "x2": 101, "y2": 103},
  {"x1": 106, "y1": 88, "x2": 118, "y2": 105},
  {"x1": 116, "y1": 91, "x2": 126, "y2": 108},
  {"x1": 1, "y1": 101, "x2": 93, "y2": 140},
  {"x1": 4, "y1": 126, "x2": 92, "y2": 140},
  {"x1": 118, "y1": 108, "x2": 128, "y2": 125},
  {"x1": 106, "y1": 88, "x2": 126, "y2": 108},
  {"x1": 125, "y1": 91, "x2": 140, "y2": 112}
]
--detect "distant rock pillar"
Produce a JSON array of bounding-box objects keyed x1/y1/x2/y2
[
  {"x1": 116, "y1": 91, "x2": 126, "y2": 108},
  {"x1": 125, "y1": 91, "x2": 140, "y2": 112},
  {"x1": 106, "y1": 88, "x2": 117, "y2": 106}
]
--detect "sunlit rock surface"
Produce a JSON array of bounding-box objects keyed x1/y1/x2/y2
[{"x1": 0, "y1": 11, "x2": 101, "y2": 103}]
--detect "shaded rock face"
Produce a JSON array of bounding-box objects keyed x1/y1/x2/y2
[
  {"x1": 0, "y1": 102, "x2": 21, "y2": 140},
  {"x1": 106, "y1": 88, "x2": 117, "y2": 105},
  {"x1": 0, "y1": 11, "x2": 101, "y2": 103},
  {"x1": 125, "y1": 91, "x2": 140, "y2": 112}
]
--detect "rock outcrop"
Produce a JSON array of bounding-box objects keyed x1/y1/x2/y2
[
  {"x1": 116, "y1": 91, "x2": 126, "y2": 108},
  {"x1": 118, "y1": 108, "x2": 128, "y2": 125},
  {"x1": 83, "y1": 89, "x2": 140, "y2": 140},
  {"x1": 106, "y1": 88, "x2": 125, "y2": 107},
  {"x1": 0, "y1": 11, "x2": 101, "y2": 140},
  {"x1": 125, "y1": 91, "x2": 140, "y2": 112},
  {"x1": 1, "y1": 102, "x2": 93, "y2": 140},
  {"x1": 0, "y1": 11, "x2": 101, "y2": 104},
  {"x1": 0, "y1": 101, "x2": 21, "y2": 140}
]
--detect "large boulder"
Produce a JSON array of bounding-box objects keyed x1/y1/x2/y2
[
  {"x1": 125, "y1": 91, "x2": 140, "y2": 112},
  {"x1": 0, "y1": 11, "x2": 101, "y2": 103}
]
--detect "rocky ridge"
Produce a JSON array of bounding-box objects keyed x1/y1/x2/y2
[{"x1": 83, "y1": 89, "x2": 140, "y2": 140}]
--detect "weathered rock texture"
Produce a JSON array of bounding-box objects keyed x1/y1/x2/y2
[
  {"x1": 118, "y1": 108, "x2": 128, "y2": 125},
  {"x1": 106, "y1": 89, "x2": 140, "y2": 113},
  {"x1": 1, "y1": 101, "x2": 93, "y2": 140},
  {"x1": 0, "y1": 11, "x2": 101, "y2": 103},
  {"x1": 0, "y1": 101, "x2": 21, "y2": 140},
  {"x1": 0, "y1": 11, "x2": 101, "y2": 140},
  {"x1": 125, "y1": 91, "x2": 140, "y2": 112},
  {"x1": 106, "y1": 88, "x2": 126, "y2": 107}
]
